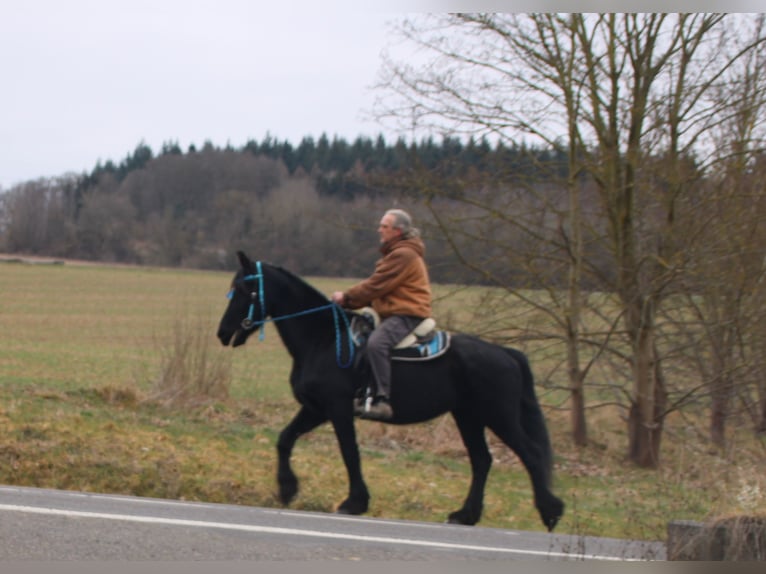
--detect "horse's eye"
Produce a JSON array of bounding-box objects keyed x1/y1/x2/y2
[{"x1": 226, "y1": 289, "x2": 235, "y2": 300}]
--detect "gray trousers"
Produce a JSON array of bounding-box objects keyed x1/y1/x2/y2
[{"x1": 366, "y1": 315, "x2": 422, "y2": 399}]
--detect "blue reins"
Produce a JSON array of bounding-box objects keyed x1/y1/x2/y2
[{"x1": 230, "y1": 261, "x2": 355, "y2": 368}]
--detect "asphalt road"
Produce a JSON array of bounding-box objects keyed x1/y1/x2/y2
[{"x1": 0, "y1": 485, "x2": 665, "y2": 561}]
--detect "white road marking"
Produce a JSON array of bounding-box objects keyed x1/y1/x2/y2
[
  {"x1": 0, "y1": 503, "x2": 629, "y2": 561},
  {"x1": 261, "y1": 507, "x2": 508, "y2": 532}
]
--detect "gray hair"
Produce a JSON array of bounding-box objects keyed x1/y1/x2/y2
[{"x1": 386, "y1": 209, "x2": 420, "y2": 238}]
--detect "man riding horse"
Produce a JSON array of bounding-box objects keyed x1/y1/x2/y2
[{"x1": 332, "y1": 209, "x2": 432, "y2": 421}]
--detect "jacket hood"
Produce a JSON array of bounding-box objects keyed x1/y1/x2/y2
[{"x1": 380, "y1": 235, "x2": 426, "y2": 257}]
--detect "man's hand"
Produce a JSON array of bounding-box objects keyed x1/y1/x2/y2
[{"x1": 331, "y1": 291, "x2": 345, "y2": 305}]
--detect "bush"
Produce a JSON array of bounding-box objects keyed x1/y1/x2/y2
[{"x1": 150, "y1": 315, "x2": 232, "y2": 407}]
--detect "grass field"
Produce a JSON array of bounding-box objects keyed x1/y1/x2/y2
[{"x1": 0, "y1": 257, "x2": 764, "y2": 544}]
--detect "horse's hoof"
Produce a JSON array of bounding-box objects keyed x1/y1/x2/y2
[
  {"x1": 278, "y1": 478, "x2": 299, "y2": 506},
  {"x1": 540, "y1": 497, "x2": 565, "y2": 532},
  {"x1": 545, "y1": 515, "x2": 561, "y2": 532},
  {"x1": 336, "y1": 498, "x2": 368, "y2": 516},
  {"x1": 447, "y1": 510, "x2": 478, "y2": 526}
]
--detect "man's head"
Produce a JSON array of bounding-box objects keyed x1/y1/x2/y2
[{"x1": 378, "y1": 209, "x2": 418, "y2": 243}]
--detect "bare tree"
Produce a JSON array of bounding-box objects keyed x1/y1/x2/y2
[
  {"x1": 76, "y1": 191, "x2": 137, "y2": 261},
  {"x1": 677, "y1": 17, "x2": 766, "y2": 445},
  {"x1": 0, "y1": 177, "x2": 76, "y2": 255},
  {"x1": 374, "y1": 13, "x2": 766, "y2": 466}
]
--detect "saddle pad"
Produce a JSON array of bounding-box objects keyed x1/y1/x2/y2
[{"x1": 392, "y1": 330, "x2": 451, "y2": 362}]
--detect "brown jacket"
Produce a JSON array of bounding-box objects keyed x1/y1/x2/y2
[{"x1": 343, "y1": 235, "x2": 432, "y2": 319}]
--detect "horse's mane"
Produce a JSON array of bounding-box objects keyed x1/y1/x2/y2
[{"x1": 270, "y1": 264, "x2": 330, "y2": 306}]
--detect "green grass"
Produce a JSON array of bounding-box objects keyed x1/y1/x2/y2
[{"x1": 0, "y1": 258, "x2": 764, "y2": 543}]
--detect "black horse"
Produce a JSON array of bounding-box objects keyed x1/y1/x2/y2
[{"x1": 217, "y1": 252, "x2": 564, "y2": 531}]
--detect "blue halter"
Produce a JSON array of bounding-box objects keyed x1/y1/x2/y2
[
  {"x1": 229, "y1": 261, "x2": 354, "y2": 368},
  {"x1": 240, "y1": 261, "x2": 267, "y2": 340}
]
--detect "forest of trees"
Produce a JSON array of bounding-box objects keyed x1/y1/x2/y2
[{"x1": 0, "y1": 134, "x2": 566, "y2": 281}]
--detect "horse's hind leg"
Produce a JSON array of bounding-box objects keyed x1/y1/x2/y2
[
  {"x1": 488, "y1": 416, "x2": 564, "y2": 532},
  {"x1": 277, "y1": 406, "x2": 327, "y2": 506},
  {"x1": 448, "y1": 410, "x2": 492, "y2": 526}
]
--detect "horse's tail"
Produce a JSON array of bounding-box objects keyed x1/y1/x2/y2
[{"x1": 504, "y1": 347, "x2": 554, "y2": 487}]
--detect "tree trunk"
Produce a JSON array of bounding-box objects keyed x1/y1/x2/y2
[
  {"x1": 567, "y1": 315, "x2": 587, "y2": 445},
  {"x1": 566, "y1": 137, "x2": 587, "y2": 446},
  {"x1": 710, "y1": 376, "x2": 731, "y2": 448},
  {"x1": 626, "y1": 300, "x2": 666, "y2": 468},
  {"x1": 627, "y1": 366, "x2": 666, "y2": 467},
  {"x1": 570, "y1": 377, "x2": 588, "y2": 446}
]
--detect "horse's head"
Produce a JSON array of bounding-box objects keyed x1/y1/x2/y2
[{"x1": 217, "y1": 251, "x2": 266, "y2": 347}]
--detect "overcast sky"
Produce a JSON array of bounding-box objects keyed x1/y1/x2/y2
[
  {"x1": 3, "y1": 1, "x2": 764, "y2": 190},
  {"x1": 0, "y1": 1, "x2": 422, "y2": 189}
]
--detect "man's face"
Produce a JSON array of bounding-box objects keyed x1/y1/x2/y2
[{"x1": 378, "y1": 213, "x2": 401, "y2": 244}]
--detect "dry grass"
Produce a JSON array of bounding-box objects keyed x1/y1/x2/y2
[
  {"x1": 149, "y1": 315, "x2": 232, "y2": 407},
  {"x1": 711, "y1": 515, "x2": 766, "y2": 560},
  {"x1": 669, "y1": 515, "x2": 766, "y2": 560},
  {"x1": 1, "y1": 257, "x2": 765, "y2": 544}
]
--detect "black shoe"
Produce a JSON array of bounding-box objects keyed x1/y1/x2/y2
[{"x1": 360, "y1": 397, "x2": 393, "y2": 421}]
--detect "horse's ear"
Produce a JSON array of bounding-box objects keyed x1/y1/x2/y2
[{"x1": 237, "y1": 251, "x2": 253, "y2": 269}]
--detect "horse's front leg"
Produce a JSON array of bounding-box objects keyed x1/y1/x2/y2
[
  {"x1": 329, "y1": 410, "x2": 370, "y2": 515},
  {"x1": 276, "y1": 406, "x2": 327, "y2": 506}
]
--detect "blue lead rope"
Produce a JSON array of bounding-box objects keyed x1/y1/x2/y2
[
  {"x1": 331, "y1": 303, "x2": 355, "y2": 369},
  {"x1": 251, "y1": 303, "x2": 354, "y2": 369},
  {"x1": 237, "y1": 296, "x2": 354, "y2": 369}
]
